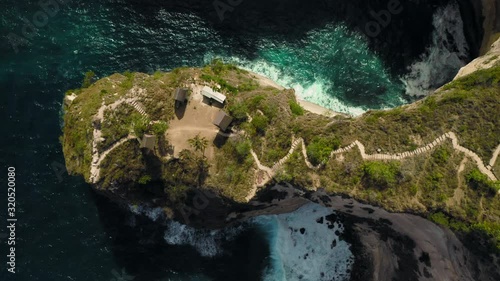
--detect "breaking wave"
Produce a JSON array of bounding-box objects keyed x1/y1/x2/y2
[
  {"x1": 163, "y1": 220, "x2": 245, "y2": 257},
  {"x1": 403, "y1": 1, "x2": 469, "y2": 96},
  {"x1": 204, "y1": 24, "x2": 407, "y2": 116}
]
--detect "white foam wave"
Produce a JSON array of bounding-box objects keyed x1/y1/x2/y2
[
  {"x1": 129, "y1": 205, "x2": 164, "y2": 222},
  {"x1": 254, "y1": 203, "x2": 354, "y2": 281},
  {"x1": 163, "y1": 220, "x2": 244, "y2": 257},
  {"x1": 203, "y1": 54, "x2": 368, "y2": 116},
  {"x1": 403, "y1": 1, "x2": 469, "y2": 96}
]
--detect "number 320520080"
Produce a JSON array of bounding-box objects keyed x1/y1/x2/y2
[{"x1": 8, "y1": 167, "x2": 16, "y2": 213}]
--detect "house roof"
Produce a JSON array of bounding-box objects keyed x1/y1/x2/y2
[
  {"x1": 174, "y1": 88, "x2": 188, "y2": 102},
  {"x1": 201, "y1": 86, "x2": 226, "y2": 104},
  {"x1": 213, "y1": 110, "x2": 233, "y2": 131},
  {"x1": 140, "y1": 134, "x2": 156, "y2": 150}
]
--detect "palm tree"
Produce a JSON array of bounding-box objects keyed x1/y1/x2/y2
[{"x1": 188, "y1": 134, "x2": 208, "y2": 156}]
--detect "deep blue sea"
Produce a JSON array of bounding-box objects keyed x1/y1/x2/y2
[{"x1": 0, "y1": 0, "x2": 469, "y2": 280}]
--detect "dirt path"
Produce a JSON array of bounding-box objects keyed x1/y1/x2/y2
[
  {"x1": 168, "y1": 126, "x2": 234, "y2": 138},
  {"x1": 89, "y1": 135, "x2": 135, "y2": 183}
]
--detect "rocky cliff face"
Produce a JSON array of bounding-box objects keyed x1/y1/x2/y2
[
  {"x1": 455, "y1": 36, "x2": 500, "y2": 79},
  {"x1": 478, "y1": 0, "x2": 500, "y2": 54}
]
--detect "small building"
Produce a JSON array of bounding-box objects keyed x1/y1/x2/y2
[
  {"x1": 140, "y1": 134, "x2": 157, "y2": 151},
  {"x1": 174, "y1": 88, "x2": 188, "y2": 108},
  {"x1": 201, "y1": 86, "x2": 226, "y2": 104},
  {"x1": 213, "y1": 110, "x2": 233, "y2": 131}
]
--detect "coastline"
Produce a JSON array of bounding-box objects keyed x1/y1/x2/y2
[{"x1": 251, "y1": 72, "x2": 347, "y2": 118}]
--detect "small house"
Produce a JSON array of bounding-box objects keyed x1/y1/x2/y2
[
  {"x1": 174, "y1": 88, "x2": 188, "y2": 108},
  {"x1": 213, "y1": 110, "x2": 233, "y2": 132},
  {"x1": 201, "y1": 86, "x2": 226, "y2": 105},
  {"x1": 140, "y1": 134, "x2": 157, "y2": 151}
]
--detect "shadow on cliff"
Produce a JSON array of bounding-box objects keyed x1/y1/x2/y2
[{"x1": 88, "y1": 189, "x2": 270, "y2": 281}]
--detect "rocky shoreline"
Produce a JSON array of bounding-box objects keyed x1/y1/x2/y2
[
  {"x1": 93, "y1": 180, "x2": 500, "y2": 281},
  {"x1": 253, "y1": 185, "x2": 500, "y2": 281}
]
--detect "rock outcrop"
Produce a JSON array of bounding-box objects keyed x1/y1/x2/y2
[{"x1": 454, "y1": 36, "x2": 500, "y2": 79}]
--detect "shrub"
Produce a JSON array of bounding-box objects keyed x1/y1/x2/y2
[
  {"x1": 431, "y1": 147, "x2": 450, "y2": 164},
  {"x1": 429, "y1": 212, "x2": 450, "y2": 227},
  {"x1": 235, "y1": 140, "x2": 251, "y2": 162},
  {"x1": 153, "y1": 70, "x2": 163, "y2": 80},
  {"x1": 120, "y1": 71, "x2": 135, "y2": 89},
  {"x1": 82, "y1": 71, "x2": 96, "y2": 88},
  {"x1": 151, "y1": 121, "x2": 168, "y2": 136},
  {"x1": 473, "y1": 221, "x2": 500, "y2": 251},
  {"x1": 274, "y1": 169, "x2": 293, "y2": 183},
  {"x1": 133, "y1": 117, "x2": 149, "y2": 138},
  {"x1": 261, "y1": 104, "x2": 278, "y2": 120},
  {"x1": 228, "y1": 102, "x2": 249, "y2": 121},
  {"x1": 306, "y1": 136, "x2": 340, "y2": 165},
  {"x1": 251, "y1": 115, "x2": 269, "y2": 134},
  {"x1": 138, "y1": 175, "x2": 152, "y2": 185},
  {"x1": 465, "y1": 169, "x2": 500, "y2": 196},
  {"x1": 289, "y1": 100, "x2": 304, "y2": 116},
  {"x1": 247, "y1": 95, "x2": 265, "y2": 111},
  {"x1": 362, "y1": 161, "x2": 400, "y2": 189}
]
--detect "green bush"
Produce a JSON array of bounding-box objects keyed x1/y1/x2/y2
[
  {"x1": 151, "y1": 121, "x2": 168, "y2": 136},
  {"x1": 120, "y1": 71, "x2": 135, "y2": 89},
  {"x1": 362, "y1": 161, "x2": 400, "y2": 189},
  {"x1": 429, "y1": 212, "x2": 450, "y2": 227},
  {"x1": 261, "y1": 104, "x2": 278, "y2": 120},
  {"x1": 431, "y1": 147, "x2": 450, "y2": 164},
  {"x1": 289, "y1": 100, "x2": 304, "y2": 116},
  {"x1": 235, "y1": 140, "x2": 251, "y2": 162},
  {"x1": 465, "y1": 168, "x2": 500, "y2": 196},
  {"x1": 306, "y1": 136, "x2": 340, "y2": 165},
  {"x1": 133, "y1": 117, "x2": 149, "y2": 138},
  {"x1": 251, "y1": 115, "x2": 269, "y2": 134},
  {"x1": 138, "y1": 175, "x2": 152, "y2": 185},
  {"x1": 473, "y1": 221, "x2": 500, "y2": 251},
  {"x1": 82, "y1": 71, "x2": 95, "y2": 88},
  {"x1": 153, "y1": 70, "x2": 163, "y2": 80},
  {"x1": 429, "y1": 211, "x2": 500, "y2": 252},
  {"x1": 247, "y1": 95, "x2": 265, "y2": 111},
  {"x1": 228, "y1": 102, "x2": 249, "y2": 121}
]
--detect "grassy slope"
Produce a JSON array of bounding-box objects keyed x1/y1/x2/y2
[{"x1": 62, "y1": 62, "x2": 500, "y2": 250}]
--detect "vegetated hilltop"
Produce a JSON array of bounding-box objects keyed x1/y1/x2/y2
[{"x1": 62, "y1": 60, "x2": 500, "y2": 251}]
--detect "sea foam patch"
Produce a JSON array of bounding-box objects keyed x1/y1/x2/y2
[
  {"x1": 163, "y1": 220, "x2": 244, "y2": 257},
  {"x1": 203, "y1": 23, "x2": 407, "y2": 117},
  {"x1": 403, "y1": 1, "x2": 469, "y2": 96},
  {"x1": 254, "y1": 203, "x2": 354, "y2": 281}
]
